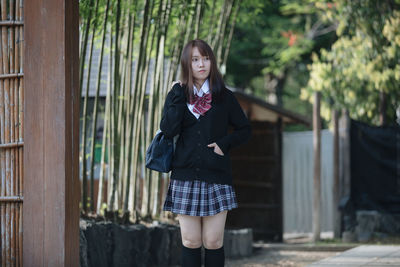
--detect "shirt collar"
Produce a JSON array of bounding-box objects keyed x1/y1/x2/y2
[{"x1": 193, "y1": 79, "x2": 210, "y2": 96}]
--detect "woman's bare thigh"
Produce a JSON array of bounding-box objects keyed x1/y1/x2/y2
[
  {"x1": 202, "y1": 211, "x2": 228, "y2": 249},
  {"x1": 177, "y1": 214, "x2": 203, "y2": 248}
]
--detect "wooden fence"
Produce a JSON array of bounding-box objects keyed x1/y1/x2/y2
[{"x1": 0, "y1": 0, "x2": 24, "y2": 266}]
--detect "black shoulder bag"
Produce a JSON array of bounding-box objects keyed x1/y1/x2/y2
[{"x1": 145, "y1": 130, "x2": 179, "y2": 173}]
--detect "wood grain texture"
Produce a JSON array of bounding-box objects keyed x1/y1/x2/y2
[{"x1": 23, "y1": 0, "x2": 80, "y2": 266}]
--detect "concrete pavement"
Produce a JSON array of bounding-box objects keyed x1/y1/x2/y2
[{"x1": 308, "y1": 245, "x2": 400, "y2": 266}]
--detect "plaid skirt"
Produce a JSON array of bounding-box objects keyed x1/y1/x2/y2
[{"x1": 163, "y1": 179, "x2": 238, "y2": 217}]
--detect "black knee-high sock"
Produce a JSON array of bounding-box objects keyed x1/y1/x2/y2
[
  {"x1": 181, "y1": 245, "x2": 202, "y2": 267},
  {"x1": 204, "y1": 246, "x2": 225, "y2": 267}
]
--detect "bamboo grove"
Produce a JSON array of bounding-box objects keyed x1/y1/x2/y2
[{"x1": 79, "y1": 0, "x2": 241, "y2": 222}]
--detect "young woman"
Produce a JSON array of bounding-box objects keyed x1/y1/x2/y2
[{"x1": 160, "y1": 39, "x2": 251, "y2": 267}]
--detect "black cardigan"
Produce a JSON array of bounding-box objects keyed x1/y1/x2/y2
[{"x1": 160, "y1": 83, "x2": 252, "y2": 185}]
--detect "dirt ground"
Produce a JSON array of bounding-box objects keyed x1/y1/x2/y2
[{"x1": 225, "y1": 244, "x2": 342, "y2": 267}]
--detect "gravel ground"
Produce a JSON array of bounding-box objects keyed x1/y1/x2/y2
[{"x1": 225, "y1": 245, "x2": 341, "y2": 267}]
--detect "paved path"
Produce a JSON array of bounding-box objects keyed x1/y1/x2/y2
[
  {"x1": 307, "y1": 245, "x2": 400, "y2": 266},
  {"x1": 225, "y1": 242, "x2": 351, "y2": 267}
]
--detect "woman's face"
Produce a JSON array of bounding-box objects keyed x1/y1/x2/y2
[{"x1": 191, "y1": 46, "x2": 211, "y2": 85}]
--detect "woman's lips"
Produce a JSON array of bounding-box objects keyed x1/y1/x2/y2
[{"x1": 199, "y1": 70, "x2": 206, "y2": 73}]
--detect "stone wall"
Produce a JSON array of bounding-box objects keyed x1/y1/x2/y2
[
  {"x1": 342, "y1": 210, "x2": 400, "y2": 243},
  {"x1": 80, "y1": 219, "x2": 253, "y2": 267}
]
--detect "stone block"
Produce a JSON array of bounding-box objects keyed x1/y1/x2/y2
[
  {"x1": 83, "y1": 221, "x2": 114, "y2": 267},
  {"x1": 148, "y1": 224, "x2": 171, "y2": 267},
  {"x1": 224, "y1": 228, "x2": 253, "y2": 258},
  {"x1": 356, "y1": 210, "x2": 380, "y2": 242},
  {"x1": 112, "y1": 224, "x2": 151, "y2": 267},
  {"x1": 166, "y1": 224, "x2": 182, "y2": 266},
  {"x1": 342, "y1": 231, "x2": 356, "y2": 243}
]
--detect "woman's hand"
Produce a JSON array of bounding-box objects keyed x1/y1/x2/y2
[
  {"x1": 172, "y1": 80, "x2": 182, "y2": 87},
  {"x1": 207, "y1": 143, "x2": 224, "y2": 156}
]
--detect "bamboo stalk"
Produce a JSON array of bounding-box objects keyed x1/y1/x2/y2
[
  {"x1": 15, "y1": 203, "x2": 19, "y2": 267},
  {"x1": 147, "y1": 0, "x2": 169, "y2": 218},
  {"x1": 2, "y1": 0, "x2": 12, "y2": 260},
  {"x1": 97, "y1": 0, "x2": 112, "y2": 214},
  {"x1": 11, "y1": 1, "x2": 17, "y2": 261},
  {"x1": 117, "y1": 60, "x2": 127, "y2": 211},
  {"x1": 0, "y1": 196, "x2": 23, "y2": 202},
  {"x1": 211, "y1": 0, "x2": 223, "y2": 49},
  {"x1": 127, "y1": 0, "x2": 152, "y2": 219},
  {"x1": 105, "y1": 23, "x2": 114, "y2": 213},
  {"x1": 0, "y1": 1, "x2": 5, "y2": 264},
  {"x1": 121, "y1": 0, "x2": 136, "y2": 214},
  {"x1": 0, "y1": 142, "x2": 23, "y2": 149},
  {"x1": 0, "y1": 73, "x2": 24, "y2": 79},
  {"x1": 144, "y1": 19, "x2": 157, "y2": 217},
  {"x1": 107, "y1": 29, "x2": 115, "y2": 212},
  {"x1": 131, "y1": 0, "x2": 153, "y2": 217},
  {"x1": 0, "y1": 20, "x2": 24, "y2": 26},
  {"x1": 16, "y1": 0, "x2": 23, "y2": 263},
  {"x1": 116, "y1": 3, "x2": 131, "y2": 212},
  {"x1": 0, "y1": 90, "x2": 5, "y2": 267},
  {"x1": 19, "y1": 203, "x2": 22, "y2": 265},
  {"x1": 193, "y1": 0, "x2": 201, "y2": 38},
  {"x1": 108, "y1": 0, "x2": 123, "y2": 213},
  {"x1": 81, "y1": 0, "x2": 100, "y2": 213},
  {"x1": 89, "y1": 0, "x2": 110, "y2": 213},
  {"x1": 138, "y1": 1, "x2": 157, "y2": 217},
  {"x1": 222, "y1": 0, "x2": 240, "y2": 73},
  {"x1": 0, "y1": 55, "x2": 5, "y2": 267},
  {"x1": 5, "y1": 63, "x2": 12, "y2": 267},
  {"x1": 206, "y1": 0, "x2": 216, "y2": 44},
  {"x1": 79, "y1": 0, "x2": 95, "y2": 97},
  {"x1": 215, "y1": 0, "x2": 233, "y2": 66}
]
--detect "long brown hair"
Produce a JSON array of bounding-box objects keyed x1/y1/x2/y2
[{"x1": 180, "y1": 39, "x2": 226, "y2": 102}]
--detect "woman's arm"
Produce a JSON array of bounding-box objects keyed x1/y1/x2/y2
[
  {"x1": 160, "y1": 83, "x2": 186, "y2": 138},
  {"x1": 215, "y1": 91, "x2": 252, "y2": 154}
]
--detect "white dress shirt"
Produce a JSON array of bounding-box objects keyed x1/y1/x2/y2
[{"x1": 187, "y1": 79, "x2": 210, "y2": 119}]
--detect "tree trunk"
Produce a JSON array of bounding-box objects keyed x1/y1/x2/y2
[{"x1": 379, "y1": 91, "x2": 387, "y2": 126}]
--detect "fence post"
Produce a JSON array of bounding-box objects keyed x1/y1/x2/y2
[
  {"x1": 333, "y1": 109, "x2": 341, "y2": 238},
  {"x1": 23, "y1": 0, "x2": 80, "y2": 265},
  {"x1": 312, "y1": 92, "x2": 321, "y2": 242}
]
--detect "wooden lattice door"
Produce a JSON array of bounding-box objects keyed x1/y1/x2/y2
[{"x1": 0, "y1": 0, "x2": 24, "y2": 266}]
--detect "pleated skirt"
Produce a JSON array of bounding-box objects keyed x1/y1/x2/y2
[{"x1": 162, "y1": 179, "x2": 238, "y2": 217}]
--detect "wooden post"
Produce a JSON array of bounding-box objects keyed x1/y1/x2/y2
[
  {"x1": 312, "y1": 92, "x2": 321, "y2": 242},
  {"x1": 23, "y1": 0, "x2": 80, "y2": 266},
  {"x1": 332, "y1": 109, "x2": 341, "y2": 238},
  {"x1": 339, "y1": 109, "x2": 351, "y2": 203}
]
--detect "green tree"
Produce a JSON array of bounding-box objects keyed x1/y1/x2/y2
[
  {"x1": 302, "y1": 0, "x2": 400, "y2": 126},
  {"x1": 226, "y1": 0, "x2": 336, "y2": 122}
]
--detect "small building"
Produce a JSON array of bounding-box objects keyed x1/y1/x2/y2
[{"x1": 227, "y1": 88, "x2": 311, "y2": 241}]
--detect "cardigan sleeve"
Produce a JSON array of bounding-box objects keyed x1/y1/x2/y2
[
  {"x1": 160, "y1": 83, "x2": 186, "y2": 138},
  {"x1": 216, "y1": 91, "x2": 252, "y2": 154}
]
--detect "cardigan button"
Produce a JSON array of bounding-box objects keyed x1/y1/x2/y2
[
  {"x1": 197, "y1": 130, "x2": 201, "y2": 134},
  {"x1": 195, "y1": 168, "x2": 200, "y2": 171},
  {"x1": 197, "y1": 143, "x2": 201, "y2": 146}
]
